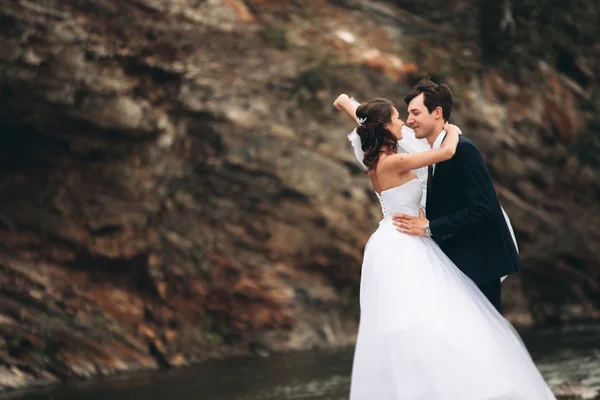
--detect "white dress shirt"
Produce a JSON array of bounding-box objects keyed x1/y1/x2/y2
[{"x1": 431, "y1": 129, "x2": 447, "y2": 175}]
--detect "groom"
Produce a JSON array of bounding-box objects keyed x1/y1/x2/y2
[{"x1": 393, "y1": 79, "x2": 521, "y2": 312}]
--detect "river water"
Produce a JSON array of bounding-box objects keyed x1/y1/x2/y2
[{"x1": 8, "y1": 324, "x2": 600, "y2": 400}]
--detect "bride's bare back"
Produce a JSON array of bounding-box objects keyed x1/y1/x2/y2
[{"x1": 369, "y1": 153, "x2": 418, "y2": 196}]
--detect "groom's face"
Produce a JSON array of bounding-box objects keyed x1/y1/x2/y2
[{"x1": 407, "y1": 93, "x2": 437, "y2": 139}]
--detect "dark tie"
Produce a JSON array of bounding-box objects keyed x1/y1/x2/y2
[{"x1": 427, "y1": 164, "x2": 434, "y2": 195}]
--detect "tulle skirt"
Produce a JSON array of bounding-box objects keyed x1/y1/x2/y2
[{"x1": 349, "y1": 220, "x2": 556, "y2": 400}]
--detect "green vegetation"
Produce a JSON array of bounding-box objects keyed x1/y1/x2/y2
[
  {"x1": 480, "y1": 0, "x2": 599, "y2": 166},
  {"x1": 482, "y1": 0, "x2": 599, "y2": 73},
  {"x1": 260, "y1": 24, "x2": 289, "y2": 50},
  {"x1": 204, "y1": 331, "x2": 223, "y2": 345}
]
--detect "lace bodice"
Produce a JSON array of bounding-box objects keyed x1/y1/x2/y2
[{"x1": 376, "y1": 178, "x2": 423, "y2": 219}]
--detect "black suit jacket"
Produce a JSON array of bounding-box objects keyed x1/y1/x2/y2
[{"x1": 427, "y1": 136, "x2": 521, "y2": 284}]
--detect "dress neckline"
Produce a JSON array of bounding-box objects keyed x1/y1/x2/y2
[{"x1": 375, "y1": 177, "x2": 419, "y2": 197}]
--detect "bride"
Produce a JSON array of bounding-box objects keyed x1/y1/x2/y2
[{"x1": 333, "y1": 95, "x2": 555, "y2": 399}]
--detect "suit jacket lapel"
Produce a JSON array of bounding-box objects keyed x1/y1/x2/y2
[
  {"x1": 426, "y1": 131, "x2": 450, "y2": 209},
  {"x1": 427, "y1": 159, "x2": 448, "y2": 210}
]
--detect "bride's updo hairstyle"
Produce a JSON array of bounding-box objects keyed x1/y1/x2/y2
[{"x1": 355, "y1": 98, "x2": 399, "y2": 171}]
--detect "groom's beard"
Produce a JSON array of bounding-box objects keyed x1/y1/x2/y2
[
  {"x1": 411, "y1": 125, "x2": 434, "y2": 140},
  {"x1": 415, "y1": 129, "x2": 433, "y2": 141},
  {"x1": 410, "y1": 126, "x2": 426, "y2": 139}
]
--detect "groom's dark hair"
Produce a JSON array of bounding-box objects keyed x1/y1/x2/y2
[{"x1": 404, "y1": 78, "x2": 453, "y2": 121}]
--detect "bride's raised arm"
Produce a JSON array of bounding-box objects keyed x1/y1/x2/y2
[
  {"x1": 333, "y1": 94, "x2": 359, "y2": 124},
  {"x1": 333, "y1": 93, "x2": 460, "y2": 172},
  {"x1": 383, "y1": 125, "x2": 460, "y2": 172},
  {"x1": 334, "y1": 93, "x2": 368, "y2": 169}
]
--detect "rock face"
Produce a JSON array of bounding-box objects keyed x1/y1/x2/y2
[{"x1": 0, "y1": 0, "x2": 599, "y2": 391}]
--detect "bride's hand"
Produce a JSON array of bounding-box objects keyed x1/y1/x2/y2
[
  {"x1": 444, "y1": 122, "x2": 462, "y2": 135},
  {"x1": 440, "y1": 122, "x2": 461, "y2": 157},
  {"x1": 333, "y1": 94, "x2": 349, "y2": 110}
]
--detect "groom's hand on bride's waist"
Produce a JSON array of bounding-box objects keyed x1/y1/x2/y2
[{"x1": 392, "y1": 209, "x2": 429, "y2": 237}]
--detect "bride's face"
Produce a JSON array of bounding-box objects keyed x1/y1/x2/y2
[{"x1": 385, "y1": 107, "x2": 405, "y2": 141}]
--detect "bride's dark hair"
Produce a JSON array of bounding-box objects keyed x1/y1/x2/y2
[{"x1": 356, "y1": 98, "x2": 398, "y2": 171}]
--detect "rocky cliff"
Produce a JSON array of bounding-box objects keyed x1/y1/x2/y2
[{"x1": 0, "y1": 0, "x2": 599, "y2": 391}]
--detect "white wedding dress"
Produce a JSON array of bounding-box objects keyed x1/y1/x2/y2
[{"x1": 349, "y1": 177, "x2": 556, "y2": 399}]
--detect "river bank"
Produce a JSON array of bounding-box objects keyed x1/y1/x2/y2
[{"x1": 3, "y1": 324, "x2": 600, "y2": 400}]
